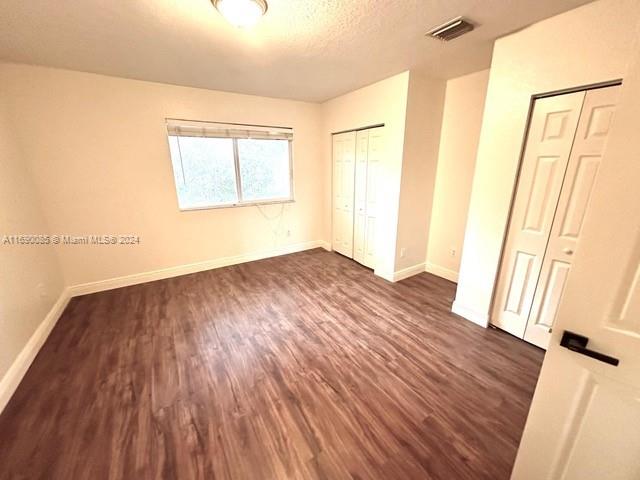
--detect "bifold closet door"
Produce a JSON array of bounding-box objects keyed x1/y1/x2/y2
[
  {"x1": 353, "y1": 130, "x2": 369, "y2": 265},
  {"x1": 491, "y1": 91, "x2": 585, "y2": 339},
  {"x1": 332, "y1": 131, "x2": 356, "y2": 257},
  {"x1": 353, "y1": 127, "x2": 382, "y2": 269},
  {"x1": 362, "y1": 127, "x2": 383, "y2": 269},
  {"x1": 523, "y1": 85, "x2": 620, "y2": 348}
]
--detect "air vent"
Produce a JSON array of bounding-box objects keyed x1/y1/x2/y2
[{"x1": 427, "y1": 17, "x2": 474, "y2": 41}]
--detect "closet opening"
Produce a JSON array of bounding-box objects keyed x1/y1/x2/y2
[
  {"x1": 331, "y1": 125, "x2": 385, "y2": 270},
  {"x1": 489, "y1": 80, "x2": 622, "y2": 350}
]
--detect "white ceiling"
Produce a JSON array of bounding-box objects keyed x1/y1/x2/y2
[{"x1": 0, "y1": 0, "x2": 594, "y2": 102}]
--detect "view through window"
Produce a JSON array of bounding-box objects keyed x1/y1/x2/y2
[{"x1": 167, "y1": 120, "x2": 293, "y2": 210}]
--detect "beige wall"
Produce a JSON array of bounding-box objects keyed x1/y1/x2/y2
[
  {"x1": 321, "y1": 72, "x2": 411, "y2": 280},
  {"x1": 0, "y1": 63, "x2": 325, "y2": 287},
  {"x1": 395, "y1": 73, "x2": 446, "y2": 273},
  {"x1": 321, "y1": 71, "x2": 446, "y2": 279},
  {"x1": 454, "y1": 0, "x2": 640, "y2": 326},
  {"x1": 0, "y1": 97, "x2": 64, "y2": 381},
  {"x1": 426, "y1": 69, "x2": 489, "y2": 282}
]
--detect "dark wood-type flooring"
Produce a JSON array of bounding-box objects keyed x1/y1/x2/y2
[{"x1": 0, "y1": 249, "x2": 544, "y2": 479}]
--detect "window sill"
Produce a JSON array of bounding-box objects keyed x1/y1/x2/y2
[{"x1": 178, "y1": 198, "x2": 295, "y2": 212}]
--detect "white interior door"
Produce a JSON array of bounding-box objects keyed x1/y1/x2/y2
[
  {"x1": 491, "y1": 92, "x2": 585, "y2": 338},
  {"x1": 362, "y1": 127, "x2": 383, "y2": 269},
  {"x1": 524, "y1": 85, "x2": 621, "y2": 349},
  {"x1": 353, "y1": 130, "x2": 369, "y2": 265},
  {"x1": 511, "y1": 66, "x2": 640, "y2": 479},
  {"x1": 332, "y1": 132, "x2": 356, "y2": 257}
]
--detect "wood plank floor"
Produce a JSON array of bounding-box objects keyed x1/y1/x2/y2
[{"x1": 0, "y1": 249, "x2": 543, "y2": 480}]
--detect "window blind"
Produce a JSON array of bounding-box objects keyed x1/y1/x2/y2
[{"x1": 166, "y1": 119, "x2": 293, "y2": 141}]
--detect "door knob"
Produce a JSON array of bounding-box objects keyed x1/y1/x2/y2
[
  {"x1": 559, "y1": 330, "x2": 619, "y2": 366},
  {"x1": 563, "y1": 248, "x2": 574, "y2": 255}
]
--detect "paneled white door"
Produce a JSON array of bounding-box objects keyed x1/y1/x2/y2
[
  {"x1": 491, "y1": 92, "x2": 585, "y2": 338},
  {"x1": 353, "y1": 130, "x2": 369, "y2": 265},
  {"x1": 524, "y1": 85, "x2": 620, "y2": 349},
  {"x1": 332, "y1": 131, "x2": 356, "y2": 257},
  {"x1": 333, "y1": 127, "x2": 382, "y2": 268},
  {"x1": 363, "y1": 127, "x2": 383, "y2": 269},
  {"x1": 511, "y1": 67, "x2": 640, "y2": 478}
]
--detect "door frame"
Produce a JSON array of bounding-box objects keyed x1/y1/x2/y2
[
  {"x1": 488, "y1": 79, "x2": 623, "y2": 336},
  {"x1": 332, "y1": 123, "x2": 385, "y2": 136}
]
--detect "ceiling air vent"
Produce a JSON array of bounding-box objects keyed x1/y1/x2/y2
[{"x1": 427, "y1": 16, "x2": 474, "y2": 41}]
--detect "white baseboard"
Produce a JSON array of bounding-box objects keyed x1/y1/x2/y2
[
  {"x1": 0, "y1": 288, "x2": 71, "y2": 414},
  {"x1": 393, "y1": 263, "x2": 426, "y2": 282},
  {"x1": 424, "y1": 262, "x2": 459, "y2": 283},
  {"x1": 374, "y1": 269, "x2": 395, "y2": 282},
  {"x1": 451, "y1": 300, "x2": 489, "y2": 328},
  {"x1": 68, "y1": 240, "x2": 328, "y2": 297},
  {"x1": 319, "y1": 241, "x2": 332, "y2": 251}
]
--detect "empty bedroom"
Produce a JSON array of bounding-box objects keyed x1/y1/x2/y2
[{"x1": 1, "y1": 0, "x2": 639, "y2": 479}]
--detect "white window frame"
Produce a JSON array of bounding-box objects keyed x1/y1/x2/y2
[{"x1": 166, "y1": 119, "x2": 295, "y2": 211}]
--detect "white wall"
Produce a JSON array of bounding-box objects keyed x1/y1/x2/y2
[
  {"x1": 454, "y1": 0, "x2": 640, "y2": 326},
  {"x1": 426, "y1": 69, "x2": 489, "y2": 282},
  {"x1": 395, "y1": 73, "x2": 446, "y2": 275},
  {"x1": 0, "y1": 97, "x2": 64, "y2": 382},
  {"x1": 0, "y1": 63, "x2": 325, "y2": 288},
  {"x1": 321, "y1": 72, "x2": 411, "y2": 280}
]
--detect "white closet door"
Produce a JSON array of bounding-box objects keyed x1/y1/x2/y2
[
  {"x1": 353, "y1": 130, "x2": 369, "y2": 265},
  {"x1": 524, "y1": 85, "x2": 620, "y2": 349},
  {"x1": 511, "y1": 72, "x2": 640, "y2": 480},
  {"x1": 363, "y1": 127, "x2": 383, "y2": 269},
  {"x1": 332, "y1": 132, "x2": 356, "y2": 257},
  {"x1": 491, "y1": 91, "x2": 585, "y2": 338}
]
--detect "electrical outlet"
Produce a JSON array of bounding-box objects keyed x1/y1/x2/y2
[
  {"x1": 36, "y1": 282, "x2": 49, "y2": 300},
  {"x1": 400, "y1": 247, "x2": 406, "y2": 258},
  {"x1": 449, "y1": 248, "x2": 456, "y2": 257},
  {"x1": 286, "y1": 229, "x2": 291, "y2": 237}
]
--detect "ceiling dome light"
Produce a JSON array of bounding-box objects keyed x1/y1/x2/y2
[{"x1": 212, "y1": 0, "x2": 268, "y2": 28}]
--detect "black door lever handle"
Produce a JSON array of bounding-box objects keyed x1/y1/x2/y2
[{"x1": 560, "y1": 331, "x2": 619, "y2": 366}]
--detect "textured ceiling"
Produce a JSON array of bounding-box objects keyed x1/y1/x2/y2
[{"x1": 0, "y1": 0, "x2": 594, "y2": 102}]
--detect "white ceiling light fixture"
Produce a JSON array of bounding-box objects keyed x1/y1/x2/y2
[{"x1": 212, "y1": 0, "x2": 268, "y2": 29}]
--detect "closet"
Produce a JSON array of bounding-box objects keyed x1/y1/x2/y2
[
  {"x1": 492, "y1": 84, "x2": 620, "y2": 349},
  {"x1": 332, "y1": 126, "x2": 383, "y2": 269}
]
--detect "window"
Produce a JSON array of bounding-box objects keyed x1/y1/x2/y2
[{"x1": 167, "y1": 119, "x2": 293, "y2": 210}]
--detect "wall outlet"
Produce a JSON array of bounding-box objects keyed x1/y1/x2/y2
[
  {"x1": 400, "y1": 247, "x2": 406, "y2": 258},
  {"x1": 36, "y1": 282, "x2": 49, "y2": 301},
  {"x1": 449, "y1": 248, "x2": 456, "y2": 257},
  {"x1": 286, "y1": 229, "x2": 291, "y2": 237}
]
